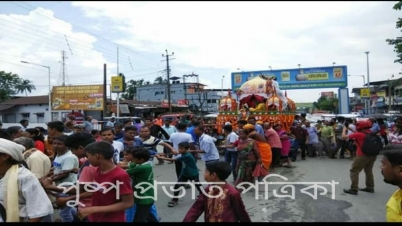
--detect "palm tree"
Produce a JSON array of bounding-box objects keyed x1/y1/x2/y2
[
  {"x1": 16, "y1": 79, "x2": 36, "y2": 96},
  {"x1": 121, "y1": 79, "x2": 151, "y2": 100},
  {"x1": 153, "y1": 76, "x2": 168, "y2": 84}
]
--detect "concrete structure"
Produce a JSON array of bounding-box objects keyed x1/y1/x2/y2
[
  {"x1": 0, "y1": 96, "x2": 166, "y2": 129},
  {"x1": 136, "y1": 81, "x2": 234, "y2": 113},
  {"x1": 350, "y1": 77, "x2": 402, "y2": 113},
  {"x1": 0, "y1": 95, "x2": 102, "y2": 129}
]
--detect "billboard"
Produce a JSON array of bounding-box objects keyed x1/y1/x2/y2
[
  {"x1": 51, "y1": 85, "x2": 104, "y2": 111},
  {"x1": 231, "y1": 66, "x2": 347, "y2": 90},
  {"x1": 321, "y1": 91, "x2": 334, "y2": 98}
]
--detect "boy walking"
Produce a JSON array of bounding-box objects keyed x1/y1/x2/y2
[
  {"x1": 77, "y1": 141, "x2": 134, "y2": 222},
  {"x1": 183, "y1": 161, "x2": 251, "y2": 222},
  {"x1": 156, "y1": 142, "x2": 203, "y2": 207},
  {"x1": 126, "y1": 149, "x2": 158, "y2": 222},
  {"x1": 51, "y1": 135, "x2": 79, "y2": 222}
]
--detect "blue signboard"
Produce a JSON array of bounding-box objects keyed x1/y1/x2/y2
[{"x1": 231, "y1": 66, "x2": 348, "y2": 90}]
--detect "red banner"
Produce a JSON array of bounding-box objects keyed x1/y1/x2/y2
[
  {"x1": 177, "y1": 99, "x2": 188, "y2": 106},
  {"x1": 161, "y1": 100, "x2": 169, "y2": 108}
]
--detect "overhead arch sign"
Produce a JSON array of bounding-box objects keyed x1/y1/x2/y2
[{"x1": 231, "y1": 65, "x2": 348, "y2": 90}]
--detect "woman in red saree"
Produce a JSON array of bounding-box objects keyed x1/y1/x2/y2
[
  {"x1": 234, "y1": 129, "x2": 261, "y2": 186},
  {"x1": 243, "y1": 124, "x2": 272, "y2": 170}
]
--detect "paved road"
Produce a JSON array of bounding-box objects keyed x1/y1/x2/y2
[{"x1": 151, "y1": 155, "x2": 395, "y2": 222}]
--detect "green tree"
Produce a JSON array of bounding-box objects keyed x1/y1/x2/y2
[
  {"x1": 0, "y1": 71, "x2": 35, "y2": 102},
  {"x1": 315, "y1": 95, "x2": 339, "y2": 113},
  {"x1": 121, "y1": 79, "x2": 150, "y2": 100},
  {"x1": 16, "y1": 79, "x2": 36, "y2": 96},
  {"x1": 386, "y1": 1, "x2": 402, "y2": 64}
]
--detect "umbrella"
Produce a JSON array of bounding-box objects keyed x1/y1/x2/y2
[{"x1": 365, "y1": 114, "x2": 387, "y2": 119}]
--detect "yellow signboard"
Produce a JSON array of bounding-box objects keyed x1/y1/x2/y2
[
  {"x1": 281, "y1": 71, "x2": 290, "y2": 82},
  {"x1": 307, "y1": 73, "x2": 329, "y2": 80},
  {"x1": 377, "y1": 91, "x2": 386, "y2": 98},
  {"x1": 51, "y1": 85, "x2": 104, "y2": 111},
  {"x1": 333, "y1": 68, "x2": 344, "y2": 79},
  {"x1": 111, "y1": 76, "x2": 124, "y2": 93},
  {"x1": 360, "y1": 88, "x2": 370, "y2": 98},
  {"x1": 234, "y1": 74, "x2": 242, "y2": 84},
  {"x1": 296, "y1": 73, "x2": 329, "y2": 81}
]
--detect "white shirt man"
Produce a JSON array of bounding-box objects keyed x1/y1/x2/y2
[
  {"x1": 168, "y1": 123, "x2": 195, "y2": 179},
  {"x1": 112, "y1": 140, "x2": 124, "y2": 164},
  {"x1": 225, "y1": 131, "x2": 238, "y2": 152}
]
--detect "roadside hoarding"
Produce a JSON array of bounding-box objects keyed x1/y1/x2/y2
[
  {"x1": 231, "y1": 65, "x2": 348, "y2": 90},
  {"x1": 360, "y1": 88, "x2": 370, "y2": 98},
  {"x1": 51, "y1": 85, "x2": 104, "y2": 110},
  {"x1": 111, "y1": 75, "x2": 126, "y2": 93}
]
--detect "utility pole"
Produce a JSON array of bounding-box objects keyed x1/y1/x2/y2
[
  {"x1": 62, "y1": 50, "x2": 65, "y2": 86},
  {"x1": 365, "y1": 51, "x2": 370, "y2": 114},
  {"x1": 116, "y1": 47, "x2": 120, "y2": 118},
  {"x1": 59, "y1": 50, "x2": 67, "y2": 86},
  {"x1": 162, "y1": 50, "x2": 174, "y2": 113},
  {"x1": 102, "y1": 64, "x2": 107, "y2": 123},
  {"x1": 389, "y1": 78, "x2": 392, "y2": 112},
  {"x1": 388, "y1": 74, "x2": 395, "y2": 112}
]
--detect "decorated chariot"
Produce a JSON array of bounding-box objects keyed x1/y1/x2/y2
[{"x1": 217, "y1": 75, "x2": 296, "y2": 133}]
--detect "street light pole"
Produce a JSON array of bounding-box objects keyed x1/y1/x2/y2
[
  {"x1": 21, "y1": 61, "x2": 52, "y2": 122},
  {"x1": 365, "y1": 51, "x2": 370, "y2": 114},
  {"x1": 221, "y1": 75, "x2": 225, "y2": 97},
  {"x1": 389, "y1": 78, "x2": 392, "y2": 112}
]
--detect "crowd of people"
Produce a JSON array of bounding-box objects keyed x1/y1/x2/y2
[{"x1": 0, "y1": 113, "x2": 401, "y2": 222}]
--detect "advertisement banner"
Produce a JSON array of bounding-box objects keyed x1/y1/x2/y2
[
  {"x1": 360, "y1": 88, "x2": 370, "y2": 98},
  {"x1": 51, "y1": 85, "x2": 104, "y2": 111},
  {"x1": 111, "y1": 76, "x2": 125, "y2": 93},
  {"x1": 177, "y1": 99, "x2": 188, "y2": 106},
  {"x1": 376, "y1": 91, "x2": 386, "y2": 98},
  {"x1": 231, "y1": 65, "x2": 347, "y2": 90},
  {"x1": 161, "y1": 100, "x2": 169, "y2": 108},
  {"x1": 321, "y1": 91, "x2": 334, "y2": 98}
]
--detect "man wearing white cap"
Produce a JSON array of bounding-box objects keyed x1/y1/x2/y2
[{"x1": 0, "y1": 138, "x2": 53, "y2": 222}]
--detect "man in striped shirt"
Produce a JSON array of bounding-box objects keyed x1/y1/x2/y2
[{"x1": 137, "y1": 125, "x2": 175, "y2": 165}]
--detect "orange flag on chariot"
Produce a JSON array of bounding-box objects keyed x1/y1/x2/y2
[{"x1": 253, "y1": 140, "x2": 272, "y2": 170}]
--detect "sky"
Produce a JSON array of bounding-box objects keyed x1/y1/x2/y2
[{"x1": 0, "y1": 1, "x2": 401, "y2": 103}]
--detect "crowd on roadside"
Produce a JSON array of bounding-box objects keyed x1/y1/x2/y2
[{"x1": 0, "y1": 112, "x2": 400, "y2": 222}]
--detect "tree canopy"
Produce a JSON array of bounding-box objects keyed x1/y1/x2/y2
[
  {"x1": 386, "y1": 1, "x2": 402, "y2": 64},
  {"x1": 313, "y1": 95, "x2": 339, "y2": 113},
  {"x1": 121, "y1": 78, "x2": 151, "y2": 100},
  {"x1": 0, "y1": 71, "x2": 36, "y2": 102}
]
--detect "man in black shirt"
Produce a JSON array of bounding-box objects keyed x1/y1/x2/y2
[{"x1": 145, "y1": 117, "x2": 170, "y2": 139}]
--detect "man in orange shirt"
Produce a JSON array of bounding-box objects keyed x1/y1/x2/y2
[{"x1": 153, "y1": 115, "x2": 163, "y2": 127}]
